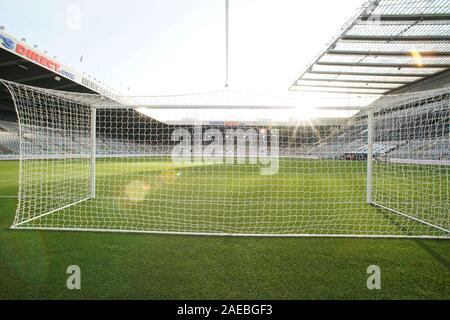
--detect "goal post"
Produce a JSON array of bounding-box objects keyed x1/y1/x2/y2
[
  {"x1": 90, "y1": 107, "x2": 96, "y2": 199},
  {"x1": 2, "y1": 80, "x2": 94, "y2": 228},
  {"x1": 366, "y1": 109, "x2": 374, "y2": 205},
  {"x1": 369, "y1": 91, "x2": 450, "y2": 236},
  {"x1": 1, "y1": 79, "x2": 449, "y2": 238}
]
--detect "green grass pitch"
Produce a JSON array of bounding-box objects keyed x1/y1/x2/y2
[{"x1": 0, "y1": 159, "x2": 449, "y2": 299}]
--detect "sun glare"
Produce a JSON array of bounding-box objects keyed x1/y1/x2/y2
[{"x1": 411, "y1": 51, "x2": 424, "y2": 67}]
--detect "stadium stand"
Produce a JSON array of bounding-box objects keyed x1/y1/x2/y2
[
  {"x1": 1, "y1": 90, "x2": 448, "y2": 162},
  {"x1": 0, "y1": 112, "x2": 20, "y2": 155}
]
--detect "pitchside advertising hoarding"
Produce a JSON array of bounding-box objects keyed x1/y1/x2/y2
[{"x1": 0, "y1": 30, "x2": 117, "y2": 99}]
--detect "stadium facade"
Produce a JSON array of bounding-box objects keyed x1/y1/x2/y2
[{"x1": 0, "y1": 29, "x2": 121, "y2": 158}]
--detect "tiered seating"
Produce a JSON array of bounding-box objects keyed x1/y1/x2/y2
[
  {"x1": 0, "y1": 120, "x2": 20, "y2": 154},
  {"x1": 0, "y1": 94, "x2": 448, "y2": 162}
]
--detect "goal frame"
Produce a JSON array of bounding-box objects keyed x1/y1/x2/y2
[
  {"x1": 3, "y1": 79, "x2": 449, "y2": 239},
  {"x1": 364, "y1": 107, "x2": 450, "y2": 236}
]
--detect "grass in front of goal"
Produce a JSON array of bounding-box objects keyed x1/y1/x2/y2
[
  {"x1": 14, "y1": 157, "x2": 447, "y2": 237},
  {"x1": 0, "y1": 160, "x2": 449, "y2": 299}
]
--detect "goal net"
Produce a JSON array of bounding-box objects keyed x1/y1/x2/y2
[{"x1": 2, "y1": 80, "x2": 449, "y2": 238}]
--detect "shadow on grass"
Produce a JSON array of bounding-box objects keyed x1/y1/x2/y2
[
  {"x1": 376, "y1": 206, "x2": 450, "y2": 271},
  {"x1": 413, "y1": 240, "x2": 450, "y2": 272}
]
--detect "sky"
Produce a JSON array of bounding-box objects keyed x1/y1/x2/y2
[{"x1": 0, "y1": 0, "x2": 368, "y2": 121}]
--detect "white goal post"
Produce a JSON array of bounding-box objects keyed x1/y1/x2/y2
[{"x1": 2, "y1": 79, "x2": 449, "y2": 239}]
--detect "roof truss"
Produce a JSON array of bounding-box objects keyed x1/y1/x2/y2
[{"x1": 290, "y1": 0, "x2": 450, "y2": 94}]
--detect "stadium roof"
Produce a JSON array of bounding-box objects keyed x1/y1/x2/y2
[
  {"x1": 289, "y1": 0, "x2": 450, "y2": 95},
  {"x1": 0, "y1": 29, "x2": 119, "y2": 112}
]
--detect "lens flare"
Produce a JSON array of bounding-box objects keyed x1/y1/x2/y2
[
  {"x1": 158, "y1": 169, "x2": 177, "y2": 185},
  {"x1": 124, "y1": 180, "x2": 151, "y2": 201},
  {"x1": 410, "y1": 51, "x2": 423, "y2": 67}
]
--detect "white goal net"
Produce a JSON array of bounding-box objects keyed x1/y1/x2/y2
[{"x1": 2, "y1": 80, "x2": 449, "y2": 238}]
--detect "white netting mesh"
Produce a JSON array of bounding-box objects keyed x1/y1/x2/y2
[{"x1": 2, "y1": 80, "x2": 449, "y2": 238}]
